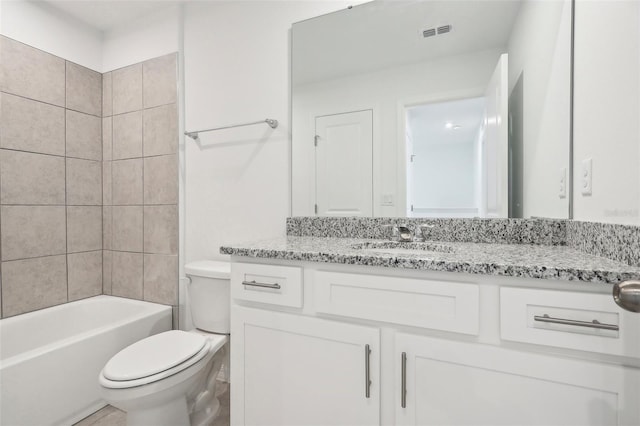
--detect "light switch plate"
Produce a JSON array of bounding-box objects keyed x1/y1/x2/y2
[
  {"x1": 559, "y1": 167, "x2": 567, "y2": 199},
  {"x1": 581, "y1": 158, "x2": 592, "y2": 196}
]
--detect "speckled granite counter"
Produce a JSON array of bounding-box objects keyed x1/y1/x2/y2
[{"x1": 220, "y1": 236, "x2": 640, "y2": 284}]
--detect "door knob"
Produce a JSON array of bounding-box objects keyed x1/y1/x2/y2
[{"x1": 613, "y1": 280, "x2": 640, "y2": 313}]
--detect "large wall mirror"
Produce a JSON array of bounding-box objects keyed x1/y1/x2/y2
[{"x1": 291, "y1": 0, "x2": 572, "y2": 219}]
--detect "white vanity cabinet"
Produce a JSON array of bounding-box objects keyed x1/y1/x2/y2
[{"x1": 230, "y1": 260, "x2": 640, "y2": 426}]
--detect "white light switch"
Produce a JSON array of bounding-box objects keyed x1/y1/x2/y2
[
  {"x1": 381, "y1": 194, "x2": 394, "y2": 206},
  {"x1": 559, "y1": 167, "x2": 567, "y2": 199},
  {"x1": 581, "y1": 158, "x2": 592, "y2": 196}
]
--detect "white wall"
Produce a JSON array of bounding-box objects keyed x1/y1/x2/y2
[
  {"x1": 573, "y1": 0, "x2": 640, "y2": 225},
  {"x1": 0, "y1": 0, "x2": 102, "y2": 71},
  {"x1": 507, "y1": 0, "x2": 571, "y2": 219},
  {"x1": 101, "y1": 4, "x2": 182, "y2": 72},
  {"x1": 183, "y1": 1, "x2": 354, "y2": 263},
  {"x1": 292, "y1": 48, "x2": 503, "y2": 217}
]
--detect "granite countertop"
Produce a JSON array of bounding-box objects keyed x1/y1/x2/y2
[{"x1": 220, "y1": 236, "x2": 640, "y2": 284}]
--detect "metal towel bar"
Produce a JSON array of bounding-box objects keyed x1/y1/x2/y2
[{"x1": 185, "y1": 118, "x2": 278, "y2": 140}]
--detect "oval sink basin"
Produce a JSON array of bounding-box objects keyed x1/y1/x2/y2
[{"x1": 351, "y1": 241, "x2": 454, "y2": 255}]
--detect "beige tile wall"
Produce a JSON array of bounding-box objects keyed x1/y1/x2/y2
[
  {"x1": 0, "y1": 36, "x2": 103, "y2": 317},
  {"x1": 103, "y1": 53, "x2": 179, "y2": 308},
  {"x1": 0, "y1": 37, "x2": 179, "y2": 318}
]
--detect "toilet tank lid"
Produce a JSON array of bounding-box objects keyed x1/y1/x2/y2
[{"x1": 184, "y1": 260, "x2": 230, "y2": 279}]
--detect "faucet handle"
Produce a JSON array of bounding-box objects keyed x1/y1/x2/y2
[
  {"x1": 381, "y1": 224, "x2": 396, "y2": 240},
  {"x1": 396, "y1": 225, "x2": 413, "y2": 242}
]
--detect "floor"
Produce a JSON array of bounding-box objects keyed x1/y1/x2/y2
[{"x1": 74, "y1": 381, "x2": 230, "y2": 426}]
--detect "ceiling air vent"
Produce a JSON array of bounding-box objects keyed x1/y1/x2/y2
[
  {"x1": 422, "y1": 28, "x2": 436, "y2": 38},
  {"x1": 437, "y1": 25, "x2": 452, "y2": 34}
]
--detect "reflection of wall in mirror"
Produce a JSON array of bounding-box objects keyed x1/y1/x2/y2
[
  {"x1": 573, "y1": 0, "x2": 640, "y2": 225},
  {"x1": 292, "y1": 48, "x2": 503, "y2": 217},
  {"x1": 507, "y1": 0, "x2": 572, "y2": 219}
]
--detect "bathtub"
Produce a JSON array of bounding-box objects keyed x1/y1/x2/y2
[{"x1": 0, "y1": 295, "x2": 172, "y2": 426}]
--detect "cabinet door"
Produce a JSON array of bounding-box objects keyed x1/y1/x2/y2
[
  {"x1": 395, "y1": 333, "x2": 640, "y2": 426},
  {"x1": 231, "y1": 306, "x2": 380, "y2": 426}
]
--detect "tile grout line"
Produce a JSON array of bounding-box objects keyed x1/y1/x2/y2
[{"x1": 0, "y1": 89, "x2": 102, "y2": 118}]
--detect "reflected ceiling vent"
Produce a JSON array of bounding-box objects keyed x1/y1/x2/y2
[
  {"x1": 422, "y1": 28, "x2": 436, "y2": 38},
  {"x1": 420, "y1": 24, "x2": 452, "y2": 39},
  {"x1": 437, "y1": 25, "x2": 452, "y2": 34}
]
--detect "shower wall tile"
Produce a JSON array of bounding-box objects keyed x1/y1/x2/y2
[
  {"x1": 111, "y1": 251, "x2": 143, "y2": 299},
  {"x1": 144, "y1": 154, "x2": 178, "y2": 204},
  {"x1": 0, "y1": 149, "x2": 65, "y2": 205},
  {"x1": 112, "y1": 63, "x2": 142, "y2": 115},
  {"x1": 103, "y1": 117, "x2": 113, "y2": 161},
  {"x1": 103, "y1": 162, "x2": 113, "y2": 205},
  {"x1": 103, "y1": 206, "x2": 113, "y2": 250},
  {"x1": 112, "y1": 110, "x2": 143, "y2": 160},
  {"x1": 1, "y1": 255, "x2": 67, "y2": 317},
  {"x1": 103, "y1": 250, "x2": 113, "y2": 295},
  {"x1": 102, "y1": 72, "x2": 112, "y2": 117},
  {"x1": 144, "y1": 254, "x2": 178, "y2": 305},
  {"x1": 112, "y1": 206, "x2": 143, "y2": 252},
  {"x1": 112, "y1": 159, "x2": 143, "y2": 205},
  {"x1": 68, "y1": 250, "x2": 103, "y2": 301},
  {"x1": 0, "y1": 92, "x2": 65, "y2": 156},
  {"x1": 67, "y1": 206, "x2": 102, "y2": 253},
  {"x1": 66, "y1": 61, "x2": 102, "y2": 116},
  {"x1": 0, "y1": 36, "x2": 65, "y2": 106},
  {"x1": 143, "y1": 104, "x2": 178, "y2": 156},
  {"x1": 143, "y1": 53, "x2": 177, "y2": 109},
  {"x1": 66, "y1": 110, "x2": 102, "y2": 161},
  {"x1": 0, "y1": 206, "x2": 66, "y2": 261},
  {"x1": 66, "y1": 158, "x2": 102, "y2": 205},
  {"x1": 144, "y1": 205, "x2": 178, "y2": 255}
]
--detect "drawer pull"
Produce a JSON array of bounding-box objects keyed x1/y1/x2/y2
[
  {"x1": 534, "y1": 314, "x2": 618, "y2": 331},
  {"x1": 364, "y1": 344, "x2": 371, "y2": 398},
  {"x1": 242, "y1": 280, "x2": 281, "y2": 290}
]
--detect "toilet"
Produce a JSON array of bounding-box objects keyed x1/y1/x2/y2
[{"x1": 99, "y1": 260, "x2": 231, "y2": 426}]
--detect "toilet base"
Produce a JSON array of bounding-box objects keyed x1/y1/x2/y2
[{"x1": 127, "y1": 396, "x2": 190, "y2": 426}]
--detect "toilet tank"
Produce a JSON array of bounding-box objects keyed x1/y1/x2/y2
[{"x1": 184, "y1": 261, "x2": 230, "y2": 334}]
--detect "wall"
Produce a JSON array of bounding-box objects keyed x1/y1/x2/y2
[
  {"x1": 102, "y1": 54, "x2": 180, "y2": 308},
  {"x1": 0, "y1": 0, "x2": 102, "y2": 71},
  {"x1": 101, "y1": 5, "x2": 182, "y2": 72},
  {"x1": 291, "y1": 48, "x2": 503, "y2": 217},
  {"x1": 507, "y1": 0, "x2": 571, "y2": 220},
  {"x1": 183, "y1": 1, "x2": 354, "y2": 263},
  {"x1": 573, "y1": 0, "x2": 640, "y2": 225},
  {"x1": 0, "y1": 36, "x2": 102, "y2": 317}
]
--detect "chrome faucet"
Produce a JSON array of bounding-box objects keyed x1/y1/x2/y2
[
  {"x1": 394, "y1": 225, "x2": 413, "y2": 242},
  {"x1": 418, "y1": 224, "x2": 436, "y2": 241}
]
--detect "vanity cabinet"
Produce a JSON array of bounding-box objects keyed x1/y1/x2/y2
[
  {"x1": 231, "y1": 306, "x2": 380, "y2": 426},
  {"x1": 230, "y1": 260, "x2": 640, "y2": 426},
  {"x1": 395, "y1": 333, "x2": 639, "y2": 426}
]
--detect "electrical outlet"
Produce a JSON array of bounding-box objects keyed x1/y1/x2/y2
[
  {"x1": 559, "y1": 167, "x2": 567, "y2": 199},
  {"x1": 381, "y1": 194, "x2": 394, "y2": 206},
  {"x1": 581, "y1": 158, "x2": 592, "y2": 196}
]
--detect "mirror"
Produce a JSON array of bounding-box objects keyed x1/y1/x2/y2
[{"x1": 291, "y1": 0, "x2": 572, "y2": 218}]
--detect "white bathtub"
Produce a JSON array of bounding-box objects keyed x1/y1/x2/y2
[{"x1": 0, "y1": 295, "x2": 172, "y2": 426}]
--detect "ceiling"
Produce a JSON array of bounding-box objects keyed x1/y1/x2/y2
[
  {"x1": 42, "y1": 0, "x2": 184, "y2": 32},
  {"x1": 292, "y1": 0, "x2": 521, "y2": 86}
]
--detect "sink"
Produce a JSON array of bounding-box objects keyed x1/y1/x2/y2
[{"x1": 351, "y1": 241, "x2": 454, "y2": 255}]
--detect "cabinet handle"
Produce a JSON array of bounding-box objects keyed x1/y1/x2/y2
[
  {"x1": 401, "y1": 352, "x2": 407, "y2": 408},
  {"x1": 534, "y1": 314, "x2": 618, "y2": 331},
  {"x1": 241, "y1": 280, "x2": 281, "y2": 290},
  {"x1": 364, "y1": 344, "x2": 371, "y2": 398}
]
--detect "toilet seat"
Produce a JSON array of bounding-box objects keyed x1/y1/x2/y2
[{"x1": 100, "y1": 331, "x2": 211, "y2": 389}]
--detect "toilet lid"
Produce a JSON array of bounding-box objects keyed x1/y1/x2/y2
[{"x1": 102, "y1": 330, "x2": 207, "y2": 381}]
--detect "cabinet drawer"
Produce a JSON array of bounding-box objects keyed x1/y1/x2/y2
[
  {"x1": 231, "y1": 263, "x2": 303, "y2": 308},
  {"x1": 500, "y1": 287, "x2": 640, "y2": 358},
  {"x1": 314, "y1": 271, "x2": 479, "y2": 335}
]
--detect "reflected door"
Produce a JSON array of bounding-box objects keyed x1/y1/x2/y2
[
  {"x1": 315, "y1": 110, "x2": 373, "y2": 217},
  {"x1": 481, "y1": 53, "x2": 509, "y2": 218}
]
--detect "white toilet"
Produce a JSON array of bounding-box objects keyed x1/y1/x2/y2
[{"x1": 99, "y1": 260, "x2": 231, "y2": 426}]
